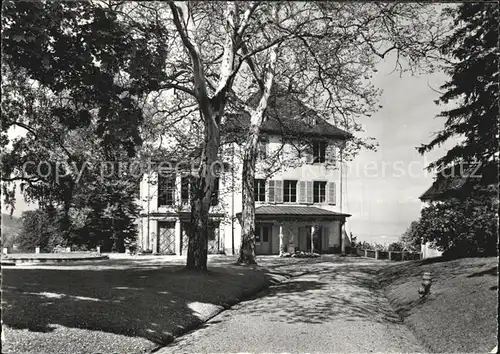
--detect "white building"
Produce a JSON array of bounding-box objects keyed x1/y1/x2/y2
[
  {"x1": 417, "y1": 169, "x2": 465, "y2": 259},
  {"x1": 137, "y1": 92, "x2": 352, "y2": 255}
]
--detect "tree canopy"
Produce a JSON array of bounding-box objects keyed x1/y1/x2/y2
[
  {"x1": 412, "y1": 3, "x2": 499, "y2": 257},
  {"x1": 418, "y1": 3, "x2": 499, "y2": 184},
  {"x1": 415, "y1": 195, "x2": 497, "y2": 257},
  {"x1": 1, "y1": 1, "x2": 168, "y2": 250}
]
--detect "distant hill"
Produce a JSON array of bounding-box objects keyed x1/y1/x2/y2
[
  {"x1": 1, "y1": 213, "x2": 22, "y2": 247},
  {"x1": 2, "y1": 213, "x2": 22, "y2": 228}
]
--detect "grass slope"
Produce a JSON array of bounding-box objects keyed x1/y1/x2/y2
[{"x1": 378, "y1": 257, "x2": 498, "y2": 353}]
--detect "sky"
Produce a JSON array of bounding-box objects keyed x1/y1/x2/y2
[
  {"x1": 343, "y1": 57, "x2": 456, "y2": 244},
  {"x1": 4, "y1": 54, "x2": 456, "y2": 247}
]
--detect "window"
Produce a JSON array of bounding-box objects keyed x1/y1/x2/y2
[
  {"x1": 258, "y1": 139, "x2": 267, "y2": 160},
  {"x1": 254, "y1": 226, "x2": 269, "y2": 243},
  {"x1": 181, "y1": 175, "x2": 195, "y2": 204},
  {"x1": 283, "y1": 180, "x2": 297, "y2": 203},
  {"x1": 262, "y1": 226, "x2": 269, "y2": 242},
  {"x1": 254, "y1": 179, "x2": 266, "y2": 202},
  {"x1": 306, "y1": 116, "x2": 317, "y2": 127},
  {"x1": 158, "y1": 172, "x2": 176, "y2": 206},
  {"x1": 313, "y1": 181, "x2": 327, "y2": 203},
  {"x1": 312, "y1": 141, "x2": 327, "y2": 163},
  {"x1": 211, "y1": 178, "x2": 220, "y2": 206}
]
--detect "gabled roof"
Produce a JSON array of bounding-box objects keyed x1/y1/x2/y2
[
  {"x1": 419, "y1": 164, "x2": 475, "y2": 201},
  {"x1": 223, "y1": 87, "x2": 352, "y2": 140}
]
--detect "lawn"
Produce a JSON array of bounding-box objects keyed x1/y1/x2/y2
[
  {"x1": 378, "y1": 256, "x2": 498, "y2": 353},
  {"x1": 1, "y1": 259, "x2": 271, "y2": 354}
]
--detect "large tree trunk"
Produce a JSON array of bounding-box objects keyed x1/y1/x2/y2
[
  {"x1": 186, "y1": 189, "x2": 209, "y2": 271},
  {"x1": 169, "y1": 2, "x2": 239, "y2": 271},
  {"x1": 237, "y1": 124, "x2": 259, "y2": 264},
  {"x1": 186, "y1": 110, "x2": 221, "y2": 271},
  {"x1": 237, "y1": 43, "x2": 279, "y2": 265}
]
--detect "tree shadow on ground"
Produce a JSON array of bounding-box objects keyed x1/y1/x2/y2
[
  {"x1": 377, "y1": 257, "x2": 498, "y2": 321},
  {"x1": 1, "y1": 263, "x2": 269, "y2": 353},
  {"x1": 378, "y1": 256, "x2": 497, "y2": 288},
  {"x1": 466, "y1": 266, "x2": 497, "y2": 278},
  {"x1": 235, "y1": 263, "x2": 402, "y2": 325},
  {"x1": 377, "y1": 256, "x2": 498, "y2": 353},
  {"x1": 2, "y1": 257, "x2": 401, "y2": 353}
]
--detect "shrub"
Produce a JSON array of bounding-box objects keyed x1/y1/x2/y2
[
  {"x1": 388, "y1": 242, "x2": 404, "y2": 251},
  {"x1": 354, "y1": 241, "x2": 386, "y2": 251},
  {"x1": 415, "y1": 189, "x2": 498, "y2": 257}
]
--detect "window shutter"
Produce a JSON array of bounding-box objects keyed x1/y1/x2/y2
[
  {"x1": 275, "y1": 180, "x2": 283, "y2": 203},
  {"x1": 298, "y1": 181, "x2": 306, "y2": 204},
  {"x1": 327, "y1": 182, "x2": 336, "y2": 205},
  {"x1": 306, "y1": 181, "x2": 313, "y2": 204},
  {"x1": 268, "y1": 180, "x2": 275, "y2": 203}
]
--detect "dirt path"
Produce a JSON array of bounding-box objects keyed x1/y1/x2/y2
[{"x1": 160, "y1": 259, "x2": 425, "y2": 353}]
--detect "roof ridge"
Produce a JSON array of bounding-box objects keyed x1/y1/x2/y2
[{"x1": 225, "y1": 89, "x2": 352, "y2": 139}]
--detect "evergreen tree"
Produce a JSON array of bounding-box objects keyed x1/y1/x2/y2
[
  {"x1": 415, "y1": 3, "x2": 499, "y2": 256},
  {"x1": 418, "y1": 3, "x2": 499, "y2": 184}
]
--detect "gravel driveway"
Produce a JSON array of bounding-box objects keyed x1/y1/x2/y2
[{"x1": 160, "y1": 259, "x2": 425, "y2": 353}]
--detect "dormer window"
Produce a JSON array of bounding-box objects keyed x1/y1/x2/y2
[
  {"x1": 306, "y1": 116, "x2": 317, "y2": 127},
  {"x1": 312, "y1": 141, "x2": 327, "y2": 163}
]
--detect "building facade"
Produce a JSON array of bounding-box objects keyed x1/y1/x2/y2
[{"x1": 137, "y1": 94, "x2": 352, "y2": 255}]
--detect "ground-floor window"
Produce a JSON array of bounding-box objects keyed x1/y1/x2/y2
[{"x1": 255, "y1": 225, "x2": 269, "y2": 243}]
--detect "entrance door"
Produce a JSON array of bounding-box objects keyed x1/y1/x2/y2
[
  {"x1": 255, "y1": 225, "x2": 271, "y2": 255},
  {"x1": 303, "y1": 226, "x2": 321, "y2": 253},
  {"x1": 158, "y1": 222, "x2": 176, "y2": 254},
  {"x1": 313, "y1": 227, "x2": 322, "y2": 253},
  {"x1": 298, "y1": 226, "x2": 311, "y2": 252},
  {"x1": 207, "y1": 222, "x2": 220, "y2": 254},
  {"x1": 180, "y1": 221, "x2": 220, "y2": 255}
]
